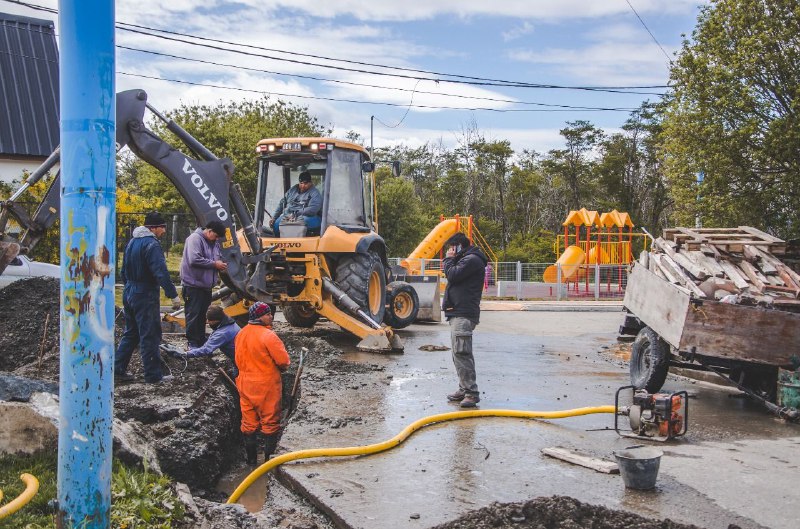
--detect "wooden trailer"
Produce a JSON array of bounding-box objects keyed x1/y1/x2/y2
[{"x1": 621, "y1": 259, "x2": 800, "y2": 400}]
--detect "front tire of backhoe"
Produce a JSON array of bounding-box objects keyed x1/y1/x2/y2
[
  {"x1": 335, "y1": 252, "x2": 386, "y2": 324},
  {"x1": 384, "y1": 281, "x2": 419, "y2": 329},
  {"x1": 283, "y1": 302, "x2": 320, "y2": 328}
]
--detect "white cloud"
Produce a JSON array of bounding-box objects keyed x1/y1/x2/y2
[
  {"x1": 216, "y1": 0, "x2": 701, "y2": 22},
  {"x1": 502, "y1": 21, "x2": 535, "y2": 42}
]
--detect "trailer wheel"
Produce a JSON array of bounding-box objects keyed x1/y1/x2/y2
[
  {"x1": 283, "y1": 302, "x2": 320, "y2": 328},
  {"x1": 335, "y1": 251, "x2": 386, "y2": 324},
  {"x1": 630, "y1": 326, "x2": 670, "y2": 392},
  {"x1": 383, "y1": 281, "x2": 419, "y2": 329}
]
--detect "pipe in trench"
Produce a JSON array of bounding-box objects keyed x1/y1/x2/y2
[{"x1": 227, "y1": 405, "x2": 616, "y2": 504}]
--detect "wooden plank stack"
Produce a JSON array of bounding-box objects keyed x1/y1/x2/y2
[{"x1": 642, "y1": 226, "x2": 800, "y2": 311}]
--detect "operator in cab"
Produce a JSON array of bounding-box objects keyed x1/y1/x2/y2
[{"x1": 269, "y1": 171, "x2": 322, "y2": 237}]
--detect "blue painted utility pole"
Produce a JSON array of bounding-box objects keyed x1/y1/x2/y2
[{"x1": 57, "y1": 1, "x2": 115, "y2": 527}]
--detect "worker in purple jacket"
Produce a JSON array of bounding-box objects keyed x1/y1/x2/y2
[{"x1": 180, "y1": 221, "x2": 227, "y2": 348}]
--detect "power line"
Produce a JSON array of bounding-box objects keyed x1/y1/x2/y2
[
  {"x1": 117, "y1": 20, "x2": 669, "y2": 91},
  {"x1": 118, "y1": 25, "x2": 664, "y2": 96},
  {"x1": 118, "y1": 46, "x2": 638, "y2": 111},
  {"x1": 624, "y1": 0, "x2": 673, "y2": 65},
  {"x1": 3, "y1": 0, "x2": 668, "y2": 95},
  {"x1": 118, "y1": 71, "x2": 638, "y2": 113}
]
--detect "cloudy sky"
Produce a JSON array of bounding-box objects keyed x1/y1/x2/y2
[{"x1": 4, "y1": 0, "x2": 706, "y2": 153}]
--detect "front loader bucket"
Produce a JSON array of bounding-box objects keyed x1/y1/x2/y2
[
  {"x1": 0, "y1": 240, "x2": 20, "y2": 276},
  {"x1": 357, "y1": 332, "x2": 404, "y2": 352},
  {"x1": 405, "y1": 275, "x2": 442, "y2": 322}
]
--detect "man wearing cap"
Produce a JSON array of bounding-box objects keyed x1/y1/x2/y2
[
  {"x1": 234, "y1": 302, "x2": 290, "y2": 465},
  {"x1": 180, "y1": 221, "x2": 228, "y2": 347},
  {"x1": 269, "y1": 171, "x2": 322, "y2": 237},
  {"x1": 116, "y1": 212, "x2": 181, "y2": 384}
]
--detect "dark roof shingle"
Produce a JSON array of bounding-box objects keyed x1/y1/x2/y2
[{"x1": 0, "y1": 13, "x2": 60, "y2": 158}]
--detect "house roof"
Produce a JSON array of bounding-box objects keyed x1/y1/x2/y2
[{"x1": 0, "y1": 13, "x2": 59, "y2": 158}]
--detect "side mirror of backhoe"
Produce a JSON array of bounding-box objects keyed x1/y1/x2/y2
[
  {"x1": 362, "y1": 162, "x2": 375, "y2": 173},
  {"x1": 391, "y1": 161, "x2": 401, "y2": 177}
]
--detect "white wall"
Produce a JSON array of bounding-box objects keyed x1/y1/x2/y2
[{"x1": 0, "y1": 157, "x2": 55, "y2": 187}]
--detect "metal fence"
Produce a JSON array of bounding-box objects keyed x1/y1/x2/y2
[
  {"x1": 389, "y1": 258, "x2": 629, "y2": 301},
  {"x1": 117, "y1": 212, "x2": 198, "y2": 258}
]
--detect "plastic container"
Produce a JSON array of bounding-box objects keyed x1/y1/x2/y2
[{"x1": 614, "y1": 447, "x2": 663, "y2": 490}]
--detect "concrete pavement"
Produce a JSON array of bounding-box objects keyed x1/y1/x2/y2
[{"x1": 270, "y1": 311, "x2": 798, "y2": 529}]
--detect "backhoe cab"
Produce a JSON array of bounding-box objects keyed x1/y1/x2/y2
[{"x1": 235, "y1": 138, "x2": 419, "y2": 349}]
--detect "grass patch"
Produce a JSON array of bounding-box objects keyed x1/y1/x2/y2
[{"x1": 0, "y1": 453, "x2": 185, "y2": 529}]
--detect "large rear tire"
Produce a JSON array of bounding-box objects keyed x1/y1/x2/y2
[
  {"x1": 384, "y1": 281, "x2": 419, "y2": 329},
  {"x1": 630, "y1": 326, "x2": 670, "y2": 392},
  {"x1": 335, "y1": 252, "x2": 386, "y2": 324},
  {"x1": 283, "y1": 302, "x2": 320, "y2": 328}
]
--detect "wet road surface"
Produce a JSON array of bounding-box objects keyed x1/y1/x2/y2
[{"x1": 268, "y1": 310, "x2": 799, "y2": 528}]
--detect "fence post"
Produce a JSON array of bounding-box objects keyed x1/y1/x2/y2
[
  {"x1": 171, "y1": 215, "x2": 179, "y2": 246},
  {"x1": 420, "y1": 258, "x2": 426, "y2": 275},
  {"x1": 594, "y1": 264, "x2": 600, "y2": 300},
  {"x1": 556, "y1": 263, "x2": 562, "y2": 301},
  {"x1": 516, "y1": 261, "x2": 522, "y2": 300}
]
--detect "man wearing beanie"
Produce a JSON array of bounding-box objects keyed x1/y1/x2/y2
[
  {"x1": 180, "y1": 221, "x2": 228, "y2": 347},
  {"x1": 180, "y1": 305, "x2": 240, "y2": 365},
  {"x1": 116, "y1": 212, "x2": 181, "y2": 384},
  {"x1": 234, "y1": 302, "x2": 291, "y2": 465},
  {"x1": 269, "y1": 170, "x2": 322, "y2": 237}
]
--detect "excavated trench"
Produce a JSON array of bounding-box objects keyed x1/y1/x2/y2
[{"x1": 0, "y1": 278, "x2": 726, "y2": 528}]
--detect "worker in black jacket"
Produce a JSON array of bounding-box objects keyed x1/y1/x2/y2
[
  {"x1": 441, "y1": 232, "x2": 488, "y2": 408},
  {"x1": 115, "y1": 212, "x2": 180, "y2": 384}
]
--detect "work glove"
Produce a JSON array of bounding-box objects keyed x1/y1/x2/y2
[
  {"x1": 159, "y1": 343, "x2": 186, "y2": 359},
  {"x1": 171, "y1": 297, "x2": 181, "y2": 310}
]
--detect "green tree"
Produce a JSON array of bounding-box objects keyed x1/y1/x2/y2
[
  {"x1": 119, "y1": 97, "x2": 326, "y2": 212},
  {"x1": 662, "y1": 0, "x2": 800, "y2": 236},
  {"x1": 376, "y1": 176, "x2": 429, "y2": 257},
  {"x1": 542, "y1": 121, "x2": 604, "y2": 210},
  {"x1": 596, "y1": 103, "x2": 672, "y2": 233}
]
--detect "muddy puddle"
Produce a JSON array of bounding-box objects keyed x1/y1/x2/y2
[{"x1": 215, "y1": 464, "x2": 270, "y2": 513}]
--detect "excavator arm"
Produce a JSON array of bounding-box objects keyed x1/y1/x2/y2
[{"x1": 0, "y1": 89, "x2": 284, "y2": 303}]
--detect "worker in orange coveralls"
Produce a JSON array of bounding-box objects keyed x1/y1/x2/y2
[{"x1": 234, "y1": 301, "x2": 290, "y2": 465}]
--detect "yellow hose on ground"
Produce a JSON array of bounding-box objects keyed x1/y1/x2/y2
[
  {"x1": 0, "y1": 473, "x2": 40, "y2": 519},
  {"x1": 227, "y1": 405, "x2": 615, "y2": 504}
]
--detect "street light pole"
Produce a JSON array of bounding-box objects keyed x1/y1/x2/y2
[{"x1": 57, "y1": 0, "x2": 116, "y2": 526}]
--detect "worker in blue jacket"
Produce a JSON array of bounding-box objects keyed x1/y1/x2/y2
[
  {"x1": 116, "y1": 212, "x2": 181, "y2": 384},
  {"x1": 182, "y1": 305, "x2": 239, "y2": 368}
]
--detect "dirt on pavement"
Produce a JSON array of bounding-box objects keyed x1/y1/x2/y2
[{"x1": 431, "y1": 495, "x2": 726, "y2": 529}]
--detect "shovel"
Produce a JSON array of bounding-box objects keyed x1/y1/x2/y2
[{"x1": 282, "y1": 347, "x2": 307, "y2": 427}]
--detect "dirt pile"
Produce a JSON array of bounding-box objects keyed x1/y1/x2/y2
[
  {"x1": 0, "y1": 277, "x2": 59, "y2": 373},
  {"x1": 431, "y1": 495, "x2": 711, "y2": 529}
]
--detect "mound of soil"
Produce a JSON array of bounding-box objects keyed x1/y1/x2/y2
[
  {"x1": 0, "y1": 277, "x2": 60, "y2": 372},
  {"x1": 431, "y1": 495, "x2": 706, "y2": 529}
]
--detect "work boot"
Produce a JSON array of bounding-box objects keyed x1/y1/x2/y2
[
  {"x1": 244, "y1": 434, "x2": 259, "y2": 466},
  {"x1": 263, "y1": 432, "x2": 280, "y2": 461},
  {"x1": 447, "y1": 389, "x2": 466, "y2": 402},
  {"x1": 460, "y1": 394, "x2": 480, "y2": 408}
]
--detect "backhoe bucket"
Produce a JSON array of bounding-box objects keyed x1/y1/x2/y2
[
  {"x1": 357, "y1": 332, "x2": 403, "y2": 352},
  {"x1": 0, "y1": 240, "x2": 20, "y2": 276},
  {"x1": 406, "y1": 275, "x2": 442, "y2": 322}
]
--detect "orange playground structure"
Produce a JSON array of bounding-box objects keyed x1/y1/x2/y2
[
  {"x1": 543, "y1": 208, "x2": 649, "y2": 294},
  {"x1": 401, "y1": 214, "x2": 497, "y2": 274}
]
